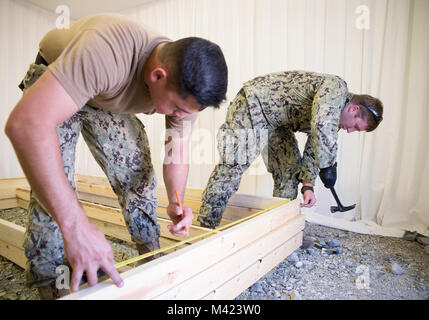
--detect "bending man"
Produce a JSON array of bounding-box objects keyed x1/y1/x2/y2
[
  {"x1": 198, "y1": 71, "x2": 382, "y2": 228},
  {"x1": 5, "y1": 13, "x2": 228, "y2": 299}
]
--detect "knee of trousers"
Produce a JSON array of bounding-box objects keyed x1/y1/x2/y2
[
  {"x1": 123, "y1": 195, "x2": 161, "y2": 245},
  {"x1": 197, "y1": 214, "x2": 220, "y2": 229},
  {"x1": 23, "y1": 223, "x2": 67, "y2": 288},
  {"x1": 271, "y1": 170, "x2": 300, "y2": 199},
  {"x1": 273, "y1": 186, "x2": 299, "y2": 199},
  {"x1": 272, "y1": 179, "x2": 300, "y2": 199},
  {"x1": 23, "y1": 195, "x2": 71, "y2": 288},
  {"x1": 197, "y1": 203, "x2": 223, "y2": 229}
]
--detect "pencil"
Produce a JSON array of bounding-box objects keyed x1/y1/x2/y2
[{"x1": 175, "y1": 189, "x2": 188, "y2": 233}]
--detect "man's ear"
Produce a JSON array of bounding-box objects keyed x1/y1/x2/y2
[
  {"x1": 349, "y1": 103, "x2": 360, "y2": 113},
  {"x1": 149, "y1": 67, "x2": 168, "y2": 84}
]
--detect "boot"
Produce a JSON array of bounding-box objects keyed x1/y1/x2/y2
[
  {"x1": 135, "y1": 239, "x2": 164, "y2": 266},
  {"x1": 199, "y1": 221, "x2": 215, "y2": 229},
  {"x1": 37, "y1": 282, "x2": 69, "y2": 300}
]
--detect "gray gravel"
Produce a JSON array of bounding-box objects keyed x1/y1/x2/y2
[
  {"x1": 0, "y1": 208, "x2": 428, "y2": 300},
  {"x1": 236, "y1": 222, "x2": 429, "y2": 300}
]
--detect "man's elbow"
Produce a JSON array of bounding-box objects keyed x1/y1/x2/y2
[
  {"x1": 5, "y1": 108, "x2": 31, "y2": 143},
  {"x1": 5, "y1": 113, "x2": 21, "y2": 141}
]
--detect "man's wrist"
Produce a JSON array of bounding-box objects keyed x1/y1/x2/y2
[
  {"x1": 59, "y1": 205, "x2": 89, "y2": 237},
  {"x1": 301, "y1": 185, "x2": 314, "y2": 194}
]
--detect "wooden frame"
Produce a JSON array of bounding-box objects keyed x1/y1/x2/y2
[{"x1": 0, "y1": 175, "x2": 304, "y2": 300}]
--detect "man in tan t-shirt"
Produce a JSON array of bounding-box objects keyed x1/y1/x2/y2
[{"x1": 5, "y1": 13, "x2": 228, "y2": 299}]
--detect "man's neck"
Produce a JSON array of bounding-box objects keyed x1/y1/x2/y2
[{"x1": 143, "y1": 42, "x2": 167, "y2": 86}]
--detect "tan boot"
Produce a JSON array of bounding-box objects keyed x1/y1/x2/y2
[
  {"x1": 37, "y1": 283, "x2": 69, "y2": 300},
  {"x1": 135, "y1": 239, "x2": 164, "y2": 266}
]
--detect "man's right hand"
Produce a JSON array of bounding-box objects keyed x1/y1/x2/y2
[{"x1": 62, "y1": 210, "x2": 124, "y2": 292}]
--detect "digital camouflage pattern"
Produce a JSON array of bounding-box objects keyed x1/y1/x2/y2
[
  {"x1": 198, "y1": 71, "x2": 349, "y2": 228},
  {"x1": 20, "y1": 63, "x2": 160, "y2": 288}
]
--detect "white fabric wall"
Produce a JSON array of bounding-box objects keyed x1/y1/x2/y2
[
  {"x1": 1, "y1": 0, "x2": 428, "y2": 237},
  {"x1": 0, "y1": 0, "x2": 57, "y2": 178}
]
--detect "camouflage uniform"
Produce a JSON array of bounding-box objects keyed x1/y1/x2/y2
[
  {"x1": 20, "y1": 63, "x2": 160, "y2": 288},
  {"x1": 198, "y1": 71, "x2": 348, "y2": 228}
]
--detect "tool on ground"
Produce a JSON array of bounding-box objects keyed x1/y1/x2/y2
[
  {"x1": 175, "y1": 189, "x2": 188, "y2": 233},
  {"x1": 322, "y1": 248, "x2": 340, "y2": 255},
  {"x1": 314, "y1": 242, "x2": 326, "y2": 249},
  {"x1": 329, "y1": 187, "x2": 356, "y2": 213}
]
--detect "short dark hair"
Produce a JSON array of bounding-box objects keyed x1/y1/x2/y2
[
  {"x1": 350, "y1": 93, "x2": 384, "y2": 132},
  {"x1": 158, "y1": 37, "x2": 228, "y2": 109}
]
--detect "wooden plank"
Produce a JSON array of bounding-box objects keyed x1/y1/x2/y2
[
  {"x1": 88, "y1": 218, "x2": 132, "y2": 243},
  {"x1": 0, "y1": 218, "x2": 25, "y2": 248},
  {"x1": 0, "y1": 198, "x2": 18, "y2": 210},
  {"x1": 60, "y1": 199, "x2": 301, "y2": 300},
  {"x1": 16, "y1": 188, "x2": 213, "y2": 247},
  {"x1": 0, "y1": 218, "x2": 26, "y2": 268},
  {"x1": 75, "y1": 174, "x2": 268, "y2": 214},
  {"x1": 0, "y1": 177, "x2": 29, "y2": 200},
  {"x1": 76, "y1": 191, "x2": 120, "y2": 208},
  {"x1": 76, "y1": 180, "x2": 257, "y2": 222},
  {"x1": 157, "y1": 187, "x2": 284, "y2": 211},
  {"x1": 7, "y1": 175, "x2": 301, "y2": 300},
  {"x1": 82, "y1": 204, "x2": 212, "y2": 244},
  {"x1": 202, "y1": 231, "x2": 303, "y2": 299},
  {"x1": 155, "y1": 215, "x2": 304, "y2": 299},
  {"x1": 88, "y1": 217, "x2": 188, "y2": 254},
  {"x1": 16, "y1": 188, "x2": 215, "y2": 243},
  {"x1": 77, "y1": 190, "x2": 234, "y2": 227},
  {"x1": 0, "y1": 240, "x2": 26, "y2": 269}
]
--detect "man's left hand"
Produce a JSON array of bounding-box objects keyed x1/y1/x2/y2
[
  {"x1": 166, "y1": 203, "x2": 193, "y2": 236},
  {"x1": 300, "y1": 190, "x2": 317, "y2": 208}
]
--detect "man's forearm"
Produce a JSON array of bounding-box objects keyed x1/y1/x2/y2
[
  {"x1": 162, "y1": 133, "x2": 194, "y2": 235},
  {"x1": 163, "y1": 162, "x2": 189, "y2": 203},
  {"x1": 163, "y1": 132, "x2": 191, "y2": 203}
]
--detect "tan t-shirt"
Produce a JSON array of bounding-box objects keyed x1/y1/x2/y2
[{"x1": 39, "y1": 13, "x2": 197, "y2": 132}]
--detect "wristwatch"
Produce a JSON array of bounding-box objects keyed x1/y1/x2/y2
[{"x1": 301, "y1": 186, "x2": 314, "y2": 195}]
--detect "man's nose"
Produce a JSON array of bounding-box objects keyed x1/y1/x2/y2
[{"x1": 174, "y1": 111, "x2": 185, "y2": 119}]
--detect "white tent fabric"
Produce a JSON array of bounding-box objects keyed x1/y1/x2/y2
[
  {"x1": 0, "y1": 0, "x2": 57, "y2": 178},
  {"x1": 1, "y1": 0, "x2": 428, "y2": 237}
]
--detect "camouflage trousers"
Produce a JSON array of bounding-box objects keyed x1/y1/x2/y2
[
  {"x1": 20, "y1": 63, "x2": 160, "y2": 288},
  {"x1": 198, "y1": 89, "x2": 304, "y2": 228}
]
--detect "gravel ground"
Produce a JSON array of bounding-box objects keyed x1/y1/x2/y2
[{"x1": 0, "y1": 207, "x2": 428, "y2": 300}]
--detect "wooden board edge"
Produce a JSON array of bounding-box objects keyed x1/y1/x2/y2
[{"x1": 61, "y1": 199, "x2": 301, "y2": 300}]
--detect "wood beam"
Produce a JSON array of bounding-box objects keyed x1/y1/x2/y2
[
  {"x1": 0, "y1": 177, "x2": 28, "y2": 209},
  {"x1": 61, "y1": 199, "x2": 302, "y2": 300},
  {"x1": 202, "y1": 231, "x2": 303, "y2": 299},
  {"x1": 0, "y1": 175, "x2": 303, "y2": 300},
  {"x1": 16, "y1": 188, "x2": 215, "y2": 246},
  {"x1": 155, "y1": 216, "x2": 304, "y2": 299},
  {"x1": 0, "y1": 218, "x2": 26, "y2": 268}
]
